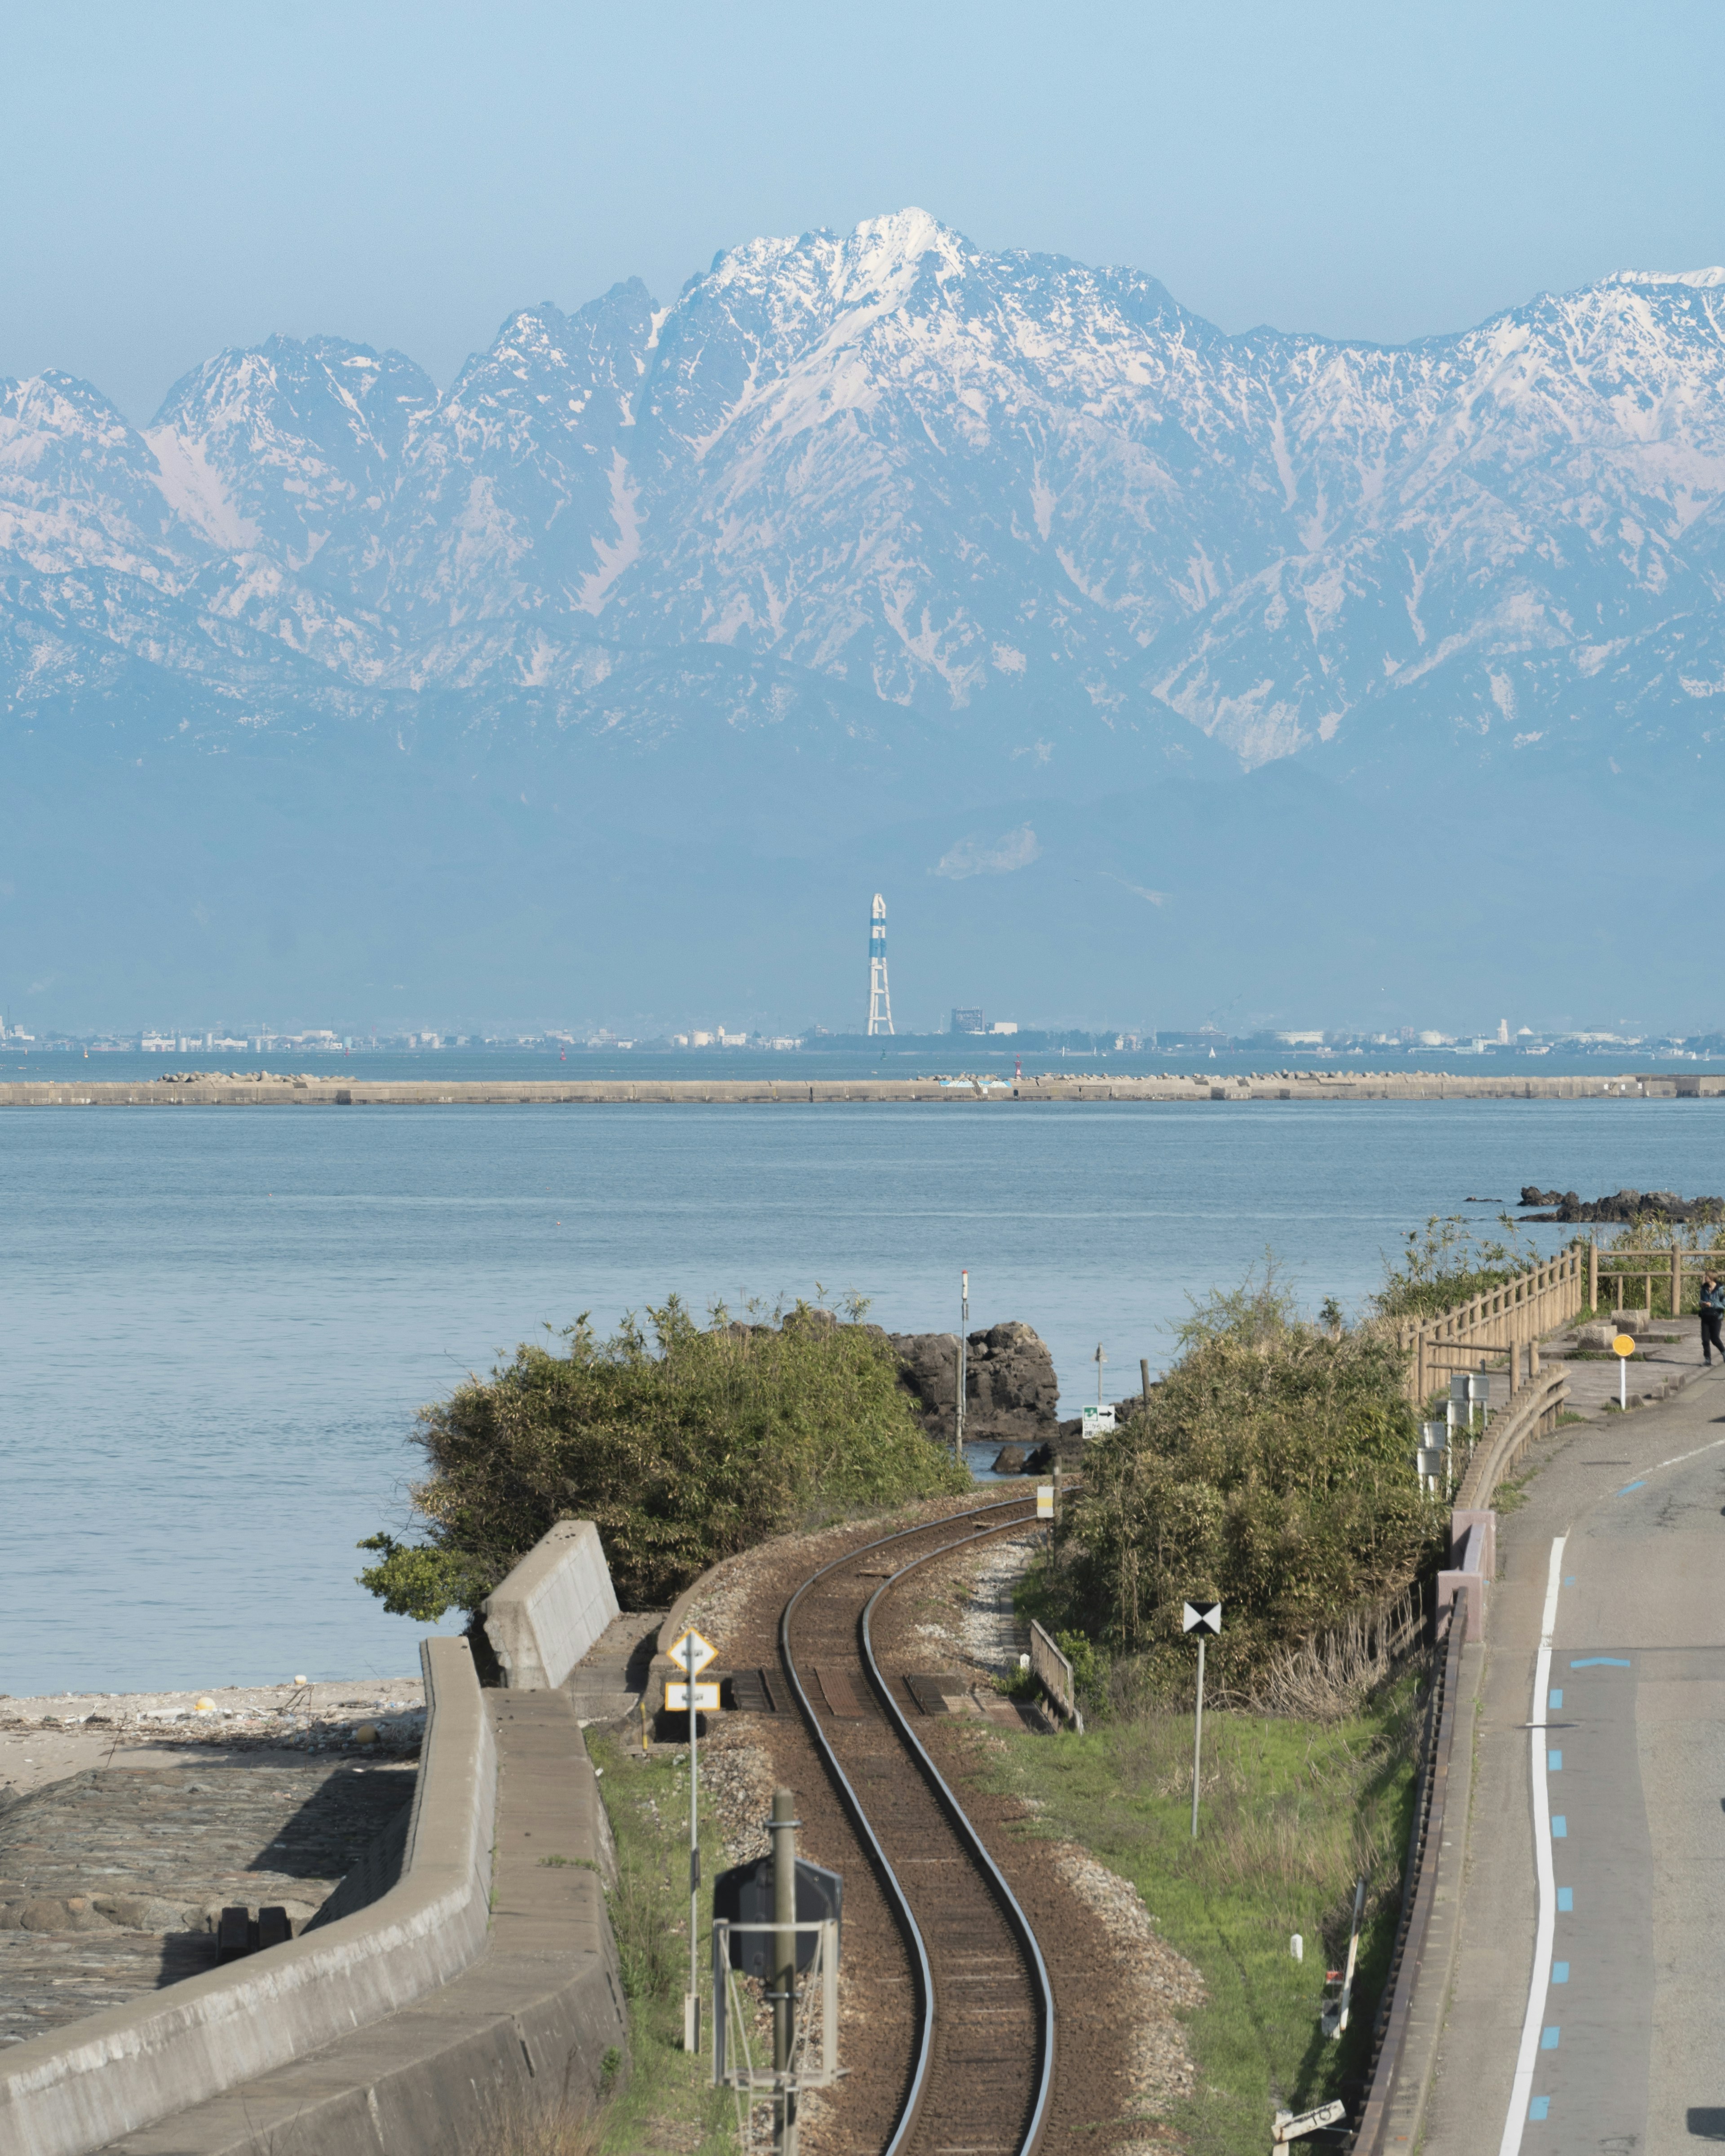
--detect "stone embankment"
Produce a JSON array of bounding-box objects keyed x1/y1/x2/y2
[
  {"x1": 0, "y1": 1762, "x2": 416, "y2": 2048},
  {"x1": 0, "y1": 1069, "x2": 1719, "y2": 1107}
]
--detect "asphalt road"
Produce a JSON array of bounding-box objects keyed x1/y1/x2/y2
[{"x1": 1423, "y1": 1370, "x2": 1725, "y2": 2154}]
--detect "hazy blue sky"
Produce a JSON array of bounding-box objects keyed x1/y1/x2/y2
[{"x1": 4, "y1": 0, "x2": 1722, "y2": 422}]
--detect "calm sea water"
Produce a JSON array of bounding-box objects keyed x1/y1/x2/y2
[{"x1": 5, "y1": 1098, "x2": 1724, "y2": 1697}]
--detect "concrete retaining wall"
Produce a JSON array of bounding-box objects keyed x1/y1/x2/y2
[
  {"x1": 109, "y1": 1693, "x2": 629, "y2": 2156},
  {"x1": 0, "y1": 1636, "x2": 496, "y2": 2156},
  {"x1": 482, "y1": 1519, "x2": 619, "y2": 1690}
]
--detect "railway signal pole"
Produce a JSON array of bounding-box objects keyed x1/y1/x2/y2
[{"x1": 771, "y1": 1786, "x2": 799, "y2": 2156}]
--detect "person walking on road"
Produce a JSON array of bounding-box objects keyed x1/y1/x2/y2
[{"x1": 1701, "y1": 1273, "x2": 1725, "y2": 1365}]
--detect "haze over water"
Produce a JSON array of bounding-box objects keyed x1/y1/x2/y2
[{"x1": 5, "y1": 1098, "x2": 1721, "y2": 1697}]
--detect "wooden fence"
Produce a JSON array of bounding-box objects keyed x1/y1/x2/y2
[
  {"x1": 1029, "y1": 1618, "x2": 1084, "y2": 1733},
  {"x1": 1394, "y1": 1247, "x2": 1586, "y2": 1405},
  {"x1": 1588, "y1": 1239, "x2": 1725, "y2": 1319}
]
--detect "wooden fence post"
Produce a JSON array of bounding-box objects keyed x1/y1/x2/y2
[{"x1": 1672, "y1": 1246, "x2": 1684, "y2": 1319}]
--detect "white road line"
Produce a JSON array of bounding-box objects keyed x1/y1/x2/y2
[
  {"x1": 1498, "y1": 1534, "x2": 1566, "y2": 2156},
  {"x1": 1650, "y1": 1431, "x2": 1725, "y2": 1476}
]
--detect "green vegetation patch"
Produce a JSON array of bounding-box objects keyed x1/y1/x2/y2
[
  {"x1": 1054, "y1": 1274, "x2": 1443, "y2": 1695},
  {"x1": 588, "y1": 1733, "x2": 738, "y2": 2156},
  {"x1": 978, "y1": 1686, "x2": 1421, "y2": 2156},
  {"x1": 359, "y1": 1295, "x2": 969, "y2": 1615},
  {"x1": 1370, "y1": 1212, "x2": 1539, "y2": 1323}
]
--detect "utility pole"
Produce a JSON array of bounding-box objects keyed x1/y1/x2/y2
[
  {"x1": 955, "y1": 1269, "x2": 969, "y2": 1465},
  {"x1": 770, "y1": 1786, "x2": 799, "y2": 2156},
  {"x1": 1140, "y1": 1357, "x2": 1152, "y2": 1414},
  {"x1": 1093, "y1": 1341, "x2": 1107, "y2": 1405}
]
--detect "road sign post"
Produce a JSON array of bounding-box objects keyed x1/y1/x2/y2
[
  {"x1": 669, "y1": 1627, "x2": 717, "y2": 2052},
  {"x1": 1182, "y1": 1602, "x2": 1221, "y2": 1838},
  {"x1": 1613, "y1": 1332, "x2": 1635, "y2": 1410}
]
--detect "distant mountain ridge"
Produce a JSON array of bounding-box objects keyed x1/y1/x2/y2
[
  {"x1": 8, "y1": 207, "x2": 1725, "y2": 768},
  {"x1": 4, "y1": 209, "x2": 1724, "y2": 1027}
]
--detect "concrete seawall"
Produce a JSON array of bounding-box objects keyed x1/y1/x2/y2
[
  {"x1": 0, "y1": 1636, "x2": 497, "y2": 2156},
  {"x1": 0, "y1": 1071, "x2": 1716, "y2": 1108},
  {"x1": 482, "y1": 1520, "x2": 620, "y2": 1691}
]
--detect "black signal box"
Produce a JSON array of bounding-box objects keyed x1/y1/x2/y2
[{"x1": 712, "y1": 1856, "x2": 842, "y2": 1975}]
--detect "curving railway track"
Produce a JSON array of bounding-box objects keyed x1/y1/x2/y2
[{"x1": 778, "y1": 1496, "x2": 1054, "y2": 2156}]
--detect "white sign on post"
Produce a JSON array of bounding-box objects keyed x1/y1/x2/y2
[
  {"x1": 668, "y1": 1628, "x2": 717, "y2": 1678},
  {"x1": 665, "y1": 1681, "x2": 721, "y2": 1713},
  {"x1": 1080, "y1": 1405, "x2": 1115, "y2": 1440},
  {"x1": 1182, "y1": 1602, "x2": 1221, "y2": 1839},
  {"x1": 1273, "y1": 2099, "x2": 1347, "y2": 2144},
  {"x1": 1035, "y1": 1483, "x2": 1054, "y2": 1520}
]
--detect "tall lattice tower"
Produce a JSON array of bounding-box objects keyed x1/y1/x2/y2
[{"x1": 866, "y1": 893, "x2": 894, "y2": 1035}]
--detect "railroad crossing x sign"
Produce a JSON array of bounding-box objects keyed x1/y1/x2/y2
[
  {"x1": 1182, "y1": 1602, "x2": 1222, "y2": 1634},
  {"x1": 668, "y1": 1628, "x2": 717, "y2": 1678}
]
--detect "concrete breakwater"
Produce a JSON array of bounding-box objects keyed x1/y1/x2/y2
[{"x1": 0, "y1": 1069, "x2": 1717, "y2": 1107}]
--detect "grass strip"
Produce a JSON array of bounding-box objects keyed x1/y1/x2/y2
[
  {"x1": 977, "y1": 1683, "x2": 1421, "y2": 2156},
  {"x1": 588, "y1": 1734, "x2": 739, "y2": 2156}
]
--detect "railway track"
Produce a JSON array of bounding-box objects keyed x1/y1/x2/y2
[{"x1": 779, "y1": 1497, "x2": 1054, "y2": 2156}]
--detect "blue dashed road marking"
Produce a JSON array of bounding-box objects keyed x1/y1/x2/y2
[
  {"x1": 1551, "y1": 1816, "x2": 1567, "y2": 1837},
  {"x1": 1541, "y1": 2027, "x2": 1561, "y2": 2050},
  {"x1": 1529, "y1": 2096, "x2": 1551, "y2": 2121},
  {"x1": 1552, "y1": 1962, "x2": 1569, "y2": 1983},
  {"x1": 1570, "y1": 1657, "x2": 1631, "y2": 1668},
  {"x1": 1557, "y1": 1887, "x2": 1573, "y2": 1911},
  {"x1": 1548, "y1": 1750, "x2": 1562, "y2": 1771},
  {"x1": 1617, "y1": 1480, "x2": 1645, "y2": 1493},
  {"x1": 1549, "y1": 1688, "x2": 1563, "y2": 1709}
]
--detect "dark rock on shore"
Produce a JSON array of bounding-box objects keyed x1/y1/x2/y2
[
  {"x1": 1520, "y1": 1186, "x2": 1725, "y2": 1224},
  {"x1": 991, "y1": 1445, "x2": 1028, "y2": 1474},
  {"x1": 889, "y1": 1321, "x2": 1060, "y2": 1449}
]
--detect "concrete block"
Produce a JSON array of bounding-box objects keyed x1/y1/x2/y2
[
  {"x1": 483, "y1": 1520, "x2": 619, "y2": 1691},
  {"x1": 1451, "y1": 1507, "x2": 1496, "y2": 1579},
  {"x1": 0, "y1": 1637, "x2": 496, "y2": 2156},
  {"x1": 1438, "y1": 1570, "x2": 1484, "y2": 1642}
]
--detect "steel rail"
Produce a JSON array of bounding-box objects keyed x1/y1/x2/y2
[{"x1": 778, "y1": 1495, "x2": 1049, "y2": 2156}]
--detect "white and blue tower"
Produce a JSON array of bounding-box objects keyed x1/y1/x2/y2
[{"x1": 866, "y1": 893, "x2": 894, "y2": 1036}]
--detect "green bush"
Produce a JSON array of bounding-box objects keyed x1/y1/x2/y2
[
  {"x1": 358, "y1": 1295, "x2": 969, "y2": 1616},
  {"x1": 1371, "y1": 1212, "x2": 1537, "y2": 1322},
  {"x1": 1057, "y1": 1274, "x2": 1442, "y2": 1696}
]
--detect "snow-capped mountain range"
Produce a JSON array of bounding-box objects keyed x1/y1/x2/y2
[
  {"x1": 5, "y1": 208, "x2": 1724, "y2": 1025},
  {"x1": 9, "y1": 207, "x2": 1725, "y2": 768}
]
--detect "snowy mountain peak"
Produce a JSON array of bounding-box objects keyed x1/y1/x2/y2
[
  {"x1": 1608, "y1": 265, "x2": 1725, "y2": 290},
  {"x1": 6, "y1": 219, "x2": 1725, "y2": 789}
]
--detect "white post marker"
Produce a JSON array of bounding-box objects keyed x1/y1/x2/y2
[
  {"x1": 668, "y1": 1627, "x2": 717, "y2": 2052},
  {"x1": 1612, "y1": 1332, "x2": 1635, "y2": 1410},
  {"x1": 1183, "y1": 1601, "x2": 1221, "y2": 1838},
  {"x1": 1093, "y1": 1339, "x2": 1107, "y2": 1405}
]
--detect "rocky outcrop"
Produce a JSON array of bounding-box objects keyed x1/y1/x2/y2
[
  {"x1": 1520, "y1": 1186, "x2": 1725, "y2": 1223},
  {"x1": 889, "y1": 1321, "x2": 1061, "y2": 1450}
]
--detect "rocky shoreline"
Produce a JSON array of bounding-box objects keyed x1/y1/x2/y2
[{"x1": 1519, "y1": 1184, "x2": 1725, "y2": 1223}]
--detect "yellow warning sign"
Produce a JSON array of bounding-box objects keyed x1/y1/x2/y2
[{"x1": 1611, "y1": 1334, "x2": 1637, "y2": 1358}]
